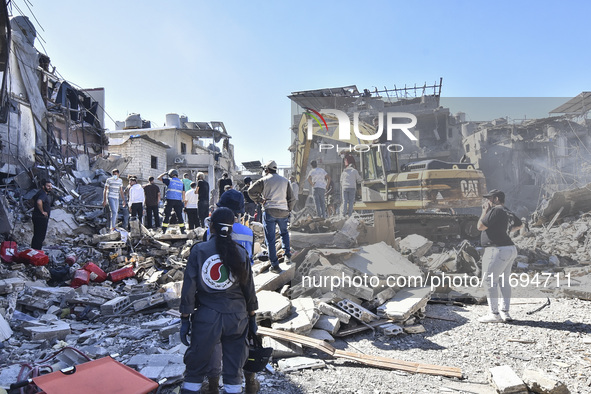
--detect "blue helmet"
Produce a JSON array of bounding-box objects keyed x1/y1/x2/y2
[{"x1": 216, "y1": 189, "x2": 244, "y2": 216}]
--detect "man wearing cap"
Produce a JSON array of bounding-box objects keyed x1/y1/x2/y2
[
  {"x1": 158, "y1": 169, "x2": 186, "y2": 234},
  {"x1": 248, "y1": 160, "x2": 296, "y2": 274},
  {"x1": 102, "y1": 168, "x2": 126, "y2": 231},
  {"x1": 307, "y1": 160, "x2": 330, "y2": 218},
  {"x1": 477, "y1": 189, "x2": 523, "y2": 323}
]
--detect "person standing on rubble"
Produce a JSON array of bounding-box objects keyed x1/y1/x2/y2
[
  {"x1": 340, "y1": 157, "x2": 362, "y2": 217},
  {"x1": 143, "y1": 176, "x2": 161, "y2": 229},
  {"x1": 242, "y1": 177, "x2": 256, "y2": 218},
  {"x1": 477, "y1": 189, "x2": 523, "y2": 323},
  {"x1": 184, "y1": 182, "x2": 200, "y2": 230},
  {"x1": 289, "y1": 176, "x2": 300, "y2": 210},
  {"x1": 248, "y1": 160, "x2": 296, "y2": 274},
  {"x1": 31, "y1": 179, "x2": 53, "y2": 250},
  {"x1": 196, "y1": 172, "x2": 210, "y2": 228},
  {"x1": 203, "y1": 189, "x2": 259, "y2": 393},
  {"x1": 182, "y1": 173, "x2": 193, "y2": 192},
  {"x1": 128, "y1": 176, "x2": 145, "y2": 226},
  {"x1": 158, "y1": 169, "x2": 186, "y2": 234},
  {"x1": 102, "y1": 169, "x2": 126, "y2": 231},
  {"x1": 307, "y1": 160, "x2": 330, "y2": 218},
  {"x1": 217, "y1": 172, "x2": 232, "y2": 201},
  {"x1": 179, "y1": 207, "x2": 258, "y2": 394}
]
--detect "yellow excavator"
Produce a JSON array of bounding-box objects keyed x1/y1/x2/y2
[{"x1": 292, "y1": 110, "x2": 487, "y2": 239}]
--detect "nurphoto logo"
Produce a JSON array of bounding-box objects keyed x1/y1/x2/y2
[{"x1": 305, "y1": 108, "x2": 418, "y2": 153}]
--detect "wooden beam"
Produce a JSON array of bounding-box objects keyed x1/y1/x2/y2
[{"x1": 257, "y1": 327, "x2": 462, "y2": 378}]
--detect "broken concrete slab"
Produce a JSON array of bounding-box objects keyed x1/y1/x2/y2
[
  {"x1": 399, "y1": 234, "x2": 433, "y2": 259},
  {"x1": 23, "y1": 320, "x2": 70, "y2": 341},
  {"x1": 342, "y1": 242, "x2": 423, "y2": 279},
  {"x1": 262, "y1": 336, "x2": 304, "y2": 358},
  {"x1": 255, "y1": 290, "x2": 292, "y2": 321},
  {"x1": 254, "y1": 262, "x2": 295, "y2": 292},
  {"x1": 277, "y1": 356, "x2": 326, "y2": 372},
  {"x1": 489, "y1": 365, "x2": 528, "y2": 394},
  {"x1": 316, "y1": 302, "x2": 350, "y2": 324},
  {"x1": 377, "y1": 287, "x2": 433, "y2": 322},
  {"x1": 521, "y1": 369, "x2": 570, "y2": 394},
  {"x1": 313, "y1": 315, "x2": 340, "y2": 335},
  {"x1": 0, "y1": 313, "x2": 13, "y2": 340},
  {"x1": 272, "y1": 297, "x2": 319, "y2": 335}
]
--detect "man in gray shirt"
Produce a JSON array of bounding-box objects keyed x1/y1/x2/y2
[{"x1": 248, "y1": 160, "x2": 296, "y2": 273}]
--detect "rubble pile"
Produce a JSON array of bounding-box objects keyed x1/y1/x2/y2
[{"x1": 1, "y1": 187, "x2": 590, "y2": 392}]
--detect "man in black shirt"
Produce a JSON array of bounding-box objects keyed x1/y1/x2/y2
[
  {"x1": 477, "y1": 189, "x2": 523, "y2": 323},
  {"x1": 196, "y1": 172, "x2": 210, "y2": 228},
  {"x1": 217, "y1": 172, "x2": 232, "y2": 201},
  {"x1": 143, "y1": 177, "x2": 161, "y2": 229},
  {"x1": 31, "y1": 180, "x2": 53, "y2": 250},
  {"x1": 242, "y1": 177, "x2": 256, "y2": 218}
]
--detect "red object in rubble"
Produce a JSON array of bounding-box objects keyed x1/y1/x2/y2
[
  {"x1": 108, "y1": 266, "x2": 135, "y2": 282},
  {"x1": 0, "y1": 241, "x2": 17, "y2": 263},
  {"x1": 71, "y1": 269, "x2": 90, "y2": 288},
  {"x1": 65, "y1": 254, "x2": 78, "y2": 266},
  {"x1": 17, "y1": 249, "x2": 49, "y2": 266},
  {"x1": 83, "y1": 262, "x2": 107, "y2": 283}
]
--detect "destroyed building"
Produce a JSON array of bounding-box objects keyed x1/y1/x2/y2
[
  {"x1": 0, "y1": 16, "x2": 106, "y2": 174},
  {"x1": 462, "y1": 93, "x2": 591, "y2": 215},
  {"x1": 108, "y1": 113, "x2": 236, "y2": 201}
]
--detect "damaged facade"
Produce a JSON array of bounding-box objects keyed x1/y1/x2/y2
[{"x1": 108, "y1": 113, "x2": 236, "y2": 202}]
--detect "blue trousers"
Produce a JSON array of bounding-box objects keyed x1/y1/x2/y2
[
  {"x1": 263, "y1": 211, "x2": 290, "y2": 267},
  {"x1": 313, "y1": 187, "x2": 326, "y2": 218}
]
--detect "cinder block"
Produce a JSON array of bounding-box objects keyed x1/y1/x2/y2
[
  {"x1": 100, "y1": 296, "x2": 131, "y2": 315},
  {"x1": 278, "y1": 356, "x2": 325, "y2": 372},
  {"x1": 337, "y1": 299, "x2": 378, "y2": 323}
]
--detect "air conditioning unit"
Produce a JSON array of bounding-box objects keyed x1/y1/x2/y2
[{"x1": 174, "y1": 156, "x2": 186, "y2": 164}]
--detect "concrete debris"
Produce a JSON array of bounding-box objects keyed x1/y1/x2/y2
[
  {"x1": 521, "y1": 369, "x2": 570, "y2": 394},
  {"x1": 277, "y1": 356, "x2": 326, "y2": 372},
  {"x1": 377, "y1": 287, "x2": 432, "y2": 322},
  {"x1": 489, "y1": 365, "x2": 528, "y2": 394},
  {"x1": 272, "y1": 297, "x2": 319, "y2": 335},
  {"x1": 255, "y1": 290, "x2": 292, "y2": 321},
  {"x1": 262, "y1": 336, "x2": 304, "y2": 358},
  {"x1": 337, "y1": 299, "x2": 379, "y2": 323}
]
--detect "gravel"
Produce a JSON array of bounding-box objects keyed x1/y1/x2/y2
[{"x1": 240, "y1": 297, "x2": 591, "y2": 394}]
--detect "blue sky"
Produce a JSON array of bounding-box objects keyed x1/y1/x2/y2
[{"x1": 14, "y1": 0, "x2": 591, "y2": 167}]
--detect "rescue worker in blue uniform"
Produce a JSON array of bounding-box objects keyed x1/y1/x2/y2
[
  {"x1": 179, "y1": 207, "x2": 258, "y2": 394},
  {"x1": 203, "y1": 189, "x2": 259, "y2": 393},
  {"x1": 158, "y1": 169, "x2": 186, "y2": 234}
]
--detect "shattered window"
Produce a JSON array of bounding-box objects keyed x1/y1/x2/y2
[
  {"x1": 181, "y1": 143, "x2": 187, "y2": 155},
  {"x1": 151, "y1": 156, "x2": 158, "y2": 169}
]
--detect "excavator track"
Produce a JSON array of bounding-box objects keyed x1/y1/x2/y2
[{"x1": 391, "y1": 212, "x2": 480, "y2": 241}]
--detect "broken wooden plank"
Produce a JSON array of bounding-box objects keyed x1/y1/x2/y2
[{"x1": 257, "y1": 326, "x2": 462, "y2": 378}]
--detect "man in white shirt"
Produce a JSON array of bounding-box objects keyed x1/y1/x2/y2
[
  {"x1": 102, "y1": 168, "x2": 126, "y2": 231},
  {"x1": 306, "y1": 160, "x2": 330, "y2": 218},
  {"x1": 128, "y1": 176, "x2": 145, "y2": 225},
  {"x1": 184, "y1": 182, "x2": 200, "y2": 230}
]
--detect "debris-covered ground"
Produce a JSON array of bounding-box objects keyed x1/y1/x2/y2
[{"x1": 1, "y1": 182, "x2": 590, "y2": 393}]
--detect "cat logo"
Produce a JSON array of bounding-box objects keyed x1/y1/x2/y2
[{"x1": 460, "y1": 180, "x2": 479, "y2": 198}]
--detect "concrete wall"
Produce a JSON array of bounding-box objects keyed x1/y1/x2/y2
[{"x1": 108, "y1": 139, "x2": 167, "y2": 183}]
